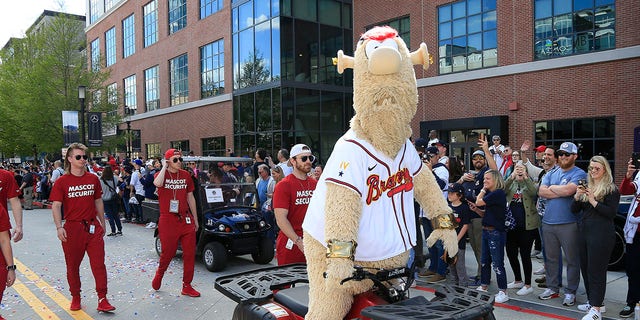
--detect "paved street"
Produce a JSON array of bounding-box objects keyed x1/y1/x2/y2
[{"x1": 2, "y1": 207, "x2": 630, "y2": 319}]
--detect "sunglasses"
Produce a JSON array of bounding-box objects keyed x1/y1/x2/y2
[
  {"x1": 172, "y1": 157, "x2": 184, "y2": 163},
  {"x1": 557, "y1": 151, "x2": 573, "y2": 157},
  {"x1": 74, "y1": 155, "x2": 88, "y2": 160},
  {"x1": 588, "y1": 166, "x2": 602, "y2": 172},
  {"x1": 296, "y1": 155, "x2": 315, "y2": 163},
  {"x1": 472, "y1": 156, "x2": 484, "y2": 161}
]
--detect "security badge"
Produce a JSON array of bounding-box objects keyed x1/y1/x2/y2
[
  {"x1": 170, "y1": 199, "x2": 179, "y2": 213},
  {"x1": 89, "y1": 225, "x2": 95, "y2": 234}
]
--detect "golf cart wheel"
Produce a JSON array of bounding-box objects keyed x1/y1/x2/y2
[
  {"x1": 203, "y1": 242, "x2": 227, "y2": 272},
  {"x1": 155, "y1": 237, "x2": 162, "y2": 256},
  {"x1": 252, "y1": 237, "x2": 275, "y2": 264}
]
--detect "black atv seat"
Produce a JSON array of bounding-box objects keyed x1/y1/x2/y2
[{"x1": 273, "y1": 285, "x2": 309, "y2": 317}]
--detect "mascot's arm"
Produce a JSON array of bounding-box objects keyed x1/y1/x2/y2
[
  {"x1": 413, "y1": 167, "x2": 459, "y2": 258},
  {"x1": 323, "y1": 183, "x2": 362, "y2": 289}
]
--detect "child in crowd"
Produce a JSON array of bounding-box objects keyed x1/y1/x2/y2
[{"x1": 447, "y1": 183, "x2": 471, "y2": 287}]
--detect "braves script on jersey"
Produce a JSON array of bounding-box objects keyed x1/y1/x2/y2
[{"x1": 303, "y1": 129, "x2": 422, "y2": 261}]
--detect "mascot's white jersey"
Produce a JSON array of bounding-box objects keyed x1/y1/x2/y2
[{"x1": 303, "y1": 129, "x2": 422, "y2": 261}]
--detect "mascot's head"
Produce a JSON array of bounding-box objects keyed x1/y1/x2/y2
[{"x1": 333, "y1": 26, "x2": 432, "y2": 147}]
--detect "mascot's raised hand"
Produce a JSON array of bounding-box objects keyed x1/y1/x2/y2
[{"x1": 302, "y1": 26, "x2": 458, "y2": 320}]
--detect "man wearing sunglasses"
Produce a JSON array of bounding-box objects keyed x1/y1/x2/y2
[
  {"x1": 273, "y1": 144, "x2": 318, "y2": 265},
  {"x1": 537, "y1": 142, "x2": 587, "y2": 306},
  {"x1": 50, "y1": 142, "x2": 116, "y2": 313},
  {"x1": 151, "y1": 148, "x2": 200, "y2": 297}
]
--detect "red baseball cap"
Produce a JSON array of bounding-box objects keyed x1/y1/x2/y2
[
  {"x1": 164, "y1": 148, "x2": 181, "y2": 160},
  {"x1": 534, "y1": 145, "x2": 547, "y2": 152}
]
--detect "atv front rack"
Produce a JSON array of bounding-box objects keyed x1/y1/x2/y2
[
  {"x1": 214, "y1": 264, "x2": 308, "y2": 303},
  {"x1": 361, "y1": 284, "x2": 495, "y2": 320}
]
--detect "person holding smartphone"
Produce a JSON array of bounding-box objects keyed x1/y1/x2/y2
[{"x1": 572, "y1": 156, "x2": 619, "y2": 320}]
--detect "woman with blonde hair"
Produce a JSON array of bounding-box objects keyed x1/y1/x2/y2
[
  {"x1": 475, "y1": 169, "x2": 509, "y2": 303},
  {"x1": 571, "y1": 155, "x2": 620, "y2": 320}
]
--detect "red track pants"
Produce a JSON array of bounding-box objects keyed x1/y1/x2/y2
[
  {"x1": 61, "y1": 220, "x2": 108, "y2": 298},
  {"x1": 156, "y1": 214, "x2": 197, "y2": 285}
]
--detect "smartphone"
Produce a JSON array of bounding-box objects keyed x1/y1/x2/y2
[
  {"x1": 479, "y1": 133, "x2": 485, "y2": 141},
  {"x1": 633, "y1": 152, "x2": 640, "y2": 169},
  {"x1": 578, "y1": 179, "x2": 587, "y2": 188}
]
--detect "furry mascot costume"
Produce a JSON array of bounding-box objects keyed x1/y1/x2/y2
[{"x1": 301, "y1": 26, "x2": 459, "y2": 320}]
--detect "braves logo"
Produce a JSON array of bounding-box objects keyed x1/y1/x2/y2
[{"x1": 365, "y1": 168, "x2": 413, "y2": 205}]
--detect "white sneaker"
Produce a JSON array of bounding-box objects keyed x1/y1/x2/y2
[
  {"x1": 476, "y1": 286, "x2": 488, "y2": 292},
  {"x1": 516, "y1": 286, "x2": 534, "y2": 296},
  {"x1": 145, "y1": 222, "x2": 157, "y2": 229},
  {"x1": 507, "y1": 281, "x2": 524, "y2": 289},
  {"x1": 495, "y1": 291, "x2": 509, "y2": 303},
  {"x1": 581, "y1": 307, "x2": 602, "y2": 320},
  {"x1": 533, "y1": 266, "x2": 545, "y2": 275},
  {"x1": 563, "y1": 293, "x2": 576, "y2": 306},
  {"x1": 578, "y1": 302, "x2": 606, "y2": 313}
]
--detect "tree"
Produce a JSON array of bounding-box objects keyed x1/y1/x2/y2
[{"x1": 0, "y1": 13, "x2": 119, "y2": 160}]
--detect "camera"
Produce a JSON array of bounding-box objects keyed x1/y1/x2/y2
[
  {"x1": 421, "y1": 153, "x2": 431, "y2": 161},
  {"x1": 578, "y1": 179, "x2": 587, "y2": 188}
]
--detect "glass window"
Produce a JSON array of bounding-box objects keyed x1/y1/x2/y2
[
  {"x1": 169, "y1": 0, "x2": 187, "y2": 34},
  {"x1": 202, "y1": 137, "x2": 226, "y2": 156},
  {"x1": 238, "y1": 1, "x2": 252, "y2": 30},
  {"x1": 144, "y1": 66, "x2": 159, "y2": 112},
  {"x1": 534, "y1": 117, "x2": 615, "y2": 172},
  {"x1": 169, "y1": 54, "x2": 189, "y2": 106},
  {"x1": 144, "y1": 0, "x2": 158, "y2": 47},
  {"x1": 254, "y1": 0, "x2": 270, "y2": 24},
  {"x1": 293, "y1": 0, "x2": 317, "y2": 22},
  {"x1": 105, "y1": 28, "x2": 116, "y2": 67},
  {"x1": 438, "y1": 0, "x2": 497, "y2": 74},
  {"x1": 89, "y1": 0, "x2": 100, "y2": 24},
  {"x1": 255, "y1": 21, "x2": 272, "y2": 83},
  {"x1": 170, "y1": 140, "x2": 189, "y2": 152},
  {"x1": 370, "y1": 16, "x2": 410, "y2": 49},
  {"x1": 272, "y1": 18, "x2": 281, "y2": 80},
  {"x1": 319, "y1": 0, "x2": 340, "y2": 27},
  {"x1": 534, "y1": 0, "x2": 615, "y2": 59},
  {"x1": 201, "y1": 0, "x2": 223, "y2": 19},
  {"x1": 294, "y1": 20, "x2": 318, "y2": 83},
  {"x1": 200, "y1": 39, "x2": 225, "y2": 98},
  {"x1": 146, "y1": 143, "x2": 162, "y2": 159},
  {"x1": 91, "y1": 38, "x2": 100, "y2": 71},
  {"x1": 122, "y1": 14, "x2": 135, "y2": 58},
  {"x1": 124, "y1": 75, "x2": 137, "y2": 113}
]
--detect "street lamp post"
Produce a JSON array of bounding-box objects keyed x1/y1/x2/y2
[
  {"x1": 78, "y1": 85, "x2": 86, "y2": 145},
  {"x1": 124, "y1": 106, "x2": 132, "y2": 160}
]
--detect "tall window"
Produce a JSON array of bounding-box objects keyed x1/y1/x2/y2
[
  {"x1": 438, "y1": 0, "x2": 497, "y2": 74},
  {"x1": 146, "y1": 143, "x2": 162, "y2": 159},
  {"x1": 107, "y1": 83, "x2": 118, "y2": 107},
  {"x1": 144, "y1": 66, "x2": 160, "y2": 111},
  {"x1": 144, "y1": 0, "x2": 158, "y2": 47},
  {"x1": 105, "y1": 28, "x2": 116, "y2": 67},
  {"x1": 89, "y1": 0, "x2": 100, "y2": 24},
  {"x1": 200, "y1": 39, "x2": 225, "y2": 98},
  {"x1": 170, "y1": 140, "x2": 189, "y2": 152},
  {"x1": 534, "y1": 117, "x2": 615, "y2": 171},
  {"x1": 534, "y1": 0, "x2": 615, "y2": 60},
  {"x1": 169, "y1": 54, "x2": 189, "y2": 106},
  {"x1": 124, "y1": 75, "x2": 137, "y2": 113},
  {"x1": 169, "y1": 0, "x2": 187, "y2": 34},
  {"x1": 202, "y1": 137, "x2": 226, "y2": 156},
  {"x1": 105, "y1": 0, "x2": 116, "y2": 11},
  {"x1": 91, "y1": 38, "x2": 101, "y2": 71},
  {"x1": 122, "y1": 14, "x2": 135, "y2": 58},
  {"x1": 201, "y1": 0, "x2": 223, "y2": 19}
]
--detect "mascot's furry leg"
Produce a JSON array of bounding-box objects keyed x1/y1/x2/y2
[
  {"x1": 413, "y1": 168, "x2": 459, "y2": 258},
  {"x1": 304, "y1": 234, "x2": 356, "y2": 320}
]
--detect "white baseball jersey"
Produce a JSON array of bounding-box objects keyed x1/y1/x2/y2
[{"x1": 303, "y1": 129, "x2": 422, "y2": 261}]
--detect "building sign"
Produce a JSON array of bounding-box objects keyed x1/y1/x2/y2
[
  {"x1": 87, "y1": 112, "x2": 103, "y2": 147},
  {"x1": 62, "y1": 111, "x2": 79, "y2": 146}
]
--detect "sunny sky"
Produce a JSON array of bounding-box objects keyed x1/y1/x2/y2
[{"x1": 0, "y1": 0, "x2": 86, "y2": 47}]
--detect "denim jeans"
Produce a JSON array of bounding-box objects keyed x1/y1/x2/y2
[
  {"x1": 421, "y1": 217, "x2": 447, "y2": 276},
  {"x1": 480, "y1": 229, "x2": 507, "y2": 290}
]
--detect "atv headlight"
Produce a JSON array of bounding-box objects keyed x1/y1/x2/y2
[
  {"x1": 259, "y1": 220, "x2": 266, "y2": 228},
  {"x1": 218, "y1": 224, "x2": 226, "y2": 232}
]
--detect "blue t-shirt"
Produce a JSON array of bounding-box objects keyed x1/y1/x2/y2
[
  {"x1": 482, "y1": 189, "x2": 507, "y2": 231},
  {"x1": 450, "y1": 202, "x2": 472, "y2": 250},
  {"x1": 541, "y1": 166, "x2": 587, "y2": 224},
  {"x1": 257, "y1": 178, "x2": 269, "y2": 205}
]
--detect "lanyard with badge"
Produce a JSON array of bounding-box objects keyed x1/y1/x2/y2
[{"x1": 168, "y1": 170, "x2": 191, "y2": 224}]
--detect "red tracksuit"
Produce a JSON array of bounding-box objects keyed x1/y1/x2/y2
[
  {"x1": 155, "y1": 169, "x2": 197, "y2": 284},
  {"x1": 0, "y1": 169, "x2": 18, "y2": 301},
  {"x1": 49, "y1": 172, "x2": 108, "y2": 298}
]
